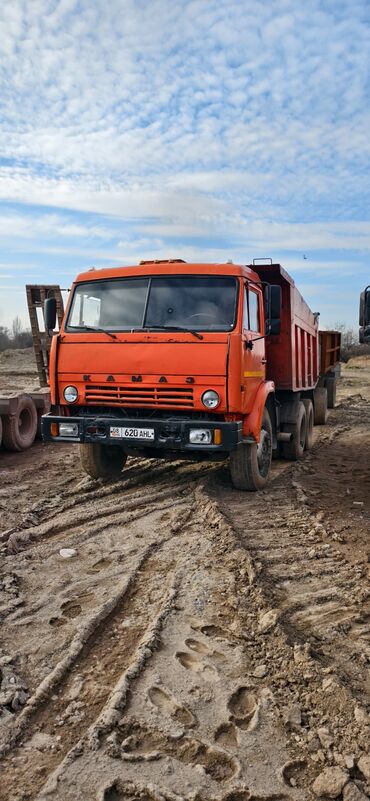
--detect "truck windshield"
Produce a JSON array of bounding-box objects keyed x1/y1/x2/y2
[{"x1": 66, "y1": 276, "x2": 238, "y2": 332}]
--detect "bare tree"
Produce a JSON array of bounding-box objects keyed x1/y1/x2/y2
[{"x1": 11, "y1": 315, "x2": 23, "y2": 340}]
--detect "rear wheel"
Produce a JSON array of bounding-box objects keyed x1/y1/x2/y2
[
  {"x1": 326, "y1": 377, "x2": 337, "y2": 409},
  {"x1": 79, "y1": 443, "x2": 127, "y2": 479},
  {"x1": 230, "y1": 409, "x2": 272, "y2": 491},
  {"x1": 314, "y1": 387, "x2": 328, "y2": 425},
  {"x1": 281, "y1": 401, "x2": 306, "y2": 461},
  {"x1": 302, "y1": 399, "x2": 314, "y2": 450}
]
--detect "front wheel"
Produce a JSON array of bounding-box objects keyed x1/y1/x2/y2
[
  {"x1": 79, "y1": 443, "x2": 127, "y2": 479},
  {"x1": 230, "y1": 409, "x2": 272, "y2": 491}
]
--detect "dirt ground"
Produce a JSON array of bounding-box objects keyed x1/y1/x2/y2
[
  {"x1": 0, "y1": 349, "x2": 39, "y2": 395},
  {"x1": 0, "y1": 356, "x2": 369, "y2": 801}
]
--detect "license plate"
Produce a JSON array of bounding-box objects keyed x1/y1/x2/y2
[{"x1": 110, "y1": 426, "x2": 155, "y2": 441}]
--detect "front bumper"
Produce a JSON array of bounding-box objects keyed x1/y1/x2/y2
[{"x1": 41, "y1": 413, "x2": 243, "y2": 453}]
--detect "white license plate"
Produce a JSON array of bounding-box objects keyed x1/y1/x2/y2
[{"x1": 110, "y1": 426, "x2": 155, "y2": 441}]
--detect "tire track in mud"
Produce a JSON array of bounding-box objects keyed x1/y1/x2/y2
[
  {"x1": 1, "y1": 458, "x2": 216, "y2": 552},
  {"x1": 49, "y1": 486, "x2": 295, "y2": 801},
  {"x1": 0, "y1": 504, "x2": 194, "y2": 801},
  {"x1": 215, "y1": 398, "x2": 370, "y2": 704}
]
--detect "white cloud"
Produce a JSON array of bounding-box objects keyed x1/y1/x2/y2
[{"x1": 0, "y1": 0, "x2": 369, "y2": 330}]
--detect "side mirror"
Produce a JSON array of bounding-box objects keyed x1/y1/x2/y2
[{"x1": 44, "y1": 297, "x2": 57, "y2": 333}]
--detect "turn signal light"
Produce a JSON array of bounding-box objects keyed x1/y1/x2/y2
[
  {"x1": 214, "y1": 428, "x2": 222, "y2": 445},
  {"x1": 50, "y1": 422, "x2": 59, "y2": 437}
]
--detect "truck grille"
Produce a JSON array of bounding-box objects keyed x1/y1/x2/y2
[{"x1": 85, "y1": 384, "x2": 194, "y2": 408}]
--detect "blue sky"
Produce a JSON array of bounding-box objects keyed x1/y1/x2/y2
[{"x1": 0, "y1": 0, "x2": 369, "y2": 330}]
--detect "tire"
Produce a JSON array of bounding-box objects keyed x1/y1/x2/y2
[
  {"x1": 314, "y1": 387, "x2": 328, "y2": 425},
  {"x1": 302, "y1": 399, "x2": 314, "y2": 450},
  {"x1": 0, "y1": 416, "x2": 2, "y2": 448},
  {"x1": 79, "y1": 443, "x2": 127, "y2": 479},
  {"x1": 2, "y1": 396, "x2": 38, "y2": 452},
  {"x1": 230, "y1": 409, "x2": 272, "y2": 491},
  {"x1": 281, "y1": 401, "x2": 306, "y2": 461},
  {"x1": 326, "y1": 377, "x2": 337, "y2": 409}
]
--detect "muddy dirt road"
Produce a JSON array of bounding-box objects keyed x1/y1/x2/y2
[{"x1": 0, "y1": 358, "x2": 369, "y2": 801}]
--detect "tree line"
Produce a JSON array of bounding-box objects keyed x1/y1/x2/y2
[{"x1": 0, "y1": 316, "x2": 33, "y2": 351}]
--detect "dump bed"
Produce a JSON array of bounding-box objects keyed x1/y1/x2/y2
[{"x1": 252, "y1": 262, "x2": 320, "y2": 392}]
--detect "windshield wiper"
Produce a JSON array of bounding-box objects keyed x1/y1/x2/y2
[
  {"x1": 135, "y1": 325, "x2": 203, "y2": 340},
  {"x1": 68, "y1": 325, "x2": 117, "y2": 340}
]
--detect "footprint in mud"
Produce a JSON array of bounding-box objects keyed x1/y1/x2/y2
[
  {"x1": 227, "y1": 687, "x2": 260, "y2": 730},
  {"x1": 61, "y1": 600, "x2": 82, "y2": 619},
  {"x1": 185, "y1": 637, "x2": 212, "y2": 654},
  {"x1": 102, "y1": 781, "x2": 159, "y2": 801},
  {"x1": 214, "y1": 721, "x2": 239, "y2": 748},
  {"x1": 116, "y1": 721, "x2": 239, "y2": 782},
  {"x1": 175, "y1": 651, "x2": 218, "y2": 680},
  {"x1": 281, "y1": 758, "x2": 307, "y2": 788},
  {"x1": 49, "y1": 616, "x2": 67, "y2": 628},
  {"x1": 49, "y1": 593, "x2": 95, "y2": 627},
  {"x1": 87, "y1": 557, "x2": 112, "y2": 575},
  {"x1": 185, "y1": 637, "x2": 226, "y2": 664},
  {"x1": 148, "y1": 686, "x2": 196, "y2": 727},
  {"x1": 191, "y1": 620, "x2": 234, "y2": 643}
]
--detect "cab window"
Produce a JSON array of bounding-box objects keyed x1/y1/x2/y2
[
  {"x1": 243, "y1": 286, "x2": 260, "y2": 332},
  {"x1": 249, "y1": 289, "x2": 260, "y2": 332}
]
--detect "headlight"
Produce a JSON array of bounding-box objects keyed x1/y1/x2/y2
[
  {"x1": 63, "y1": 385, "x2": 78, "y2": 403},
  {"x1": 59, "y1": 422, "x2": 79, "y2": 437},
  {"x1": 201, "y1": 390, "x2": 220, "y2": 409}
]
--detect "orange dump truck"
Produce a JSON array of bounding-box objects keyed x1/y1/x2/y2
[{"x1": 42, "y1": 259, "x2": 340, "y2": 490}]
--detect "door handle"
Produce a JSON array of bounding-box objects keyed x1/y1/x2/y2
[{"x1": 261, "y1": 358, "x2": 267, "y2": 364}]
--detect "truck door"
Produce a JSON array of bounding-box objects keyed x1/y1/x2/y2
[{"x1": 242, "y1": 283, "x2": 266, "y2": 413}]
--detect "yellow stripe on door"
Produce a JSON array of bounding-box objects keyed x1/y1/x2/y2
[{"x1": 244, "y1": 370, "x2": 264, "y2": 377}]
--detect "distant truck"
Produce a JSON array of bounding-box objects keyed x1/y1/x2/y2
[
  {"x1": 359, "y1": 285, "x2": 370, "y2": 343},
  {"x1": 41, "y1": 259, "x2": 340, "y2": 491}
]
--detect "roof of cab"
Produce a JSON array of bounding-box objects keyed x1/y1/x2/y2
[{"x1": 74, "y1": 260, "x2": 261, "y2": 284}]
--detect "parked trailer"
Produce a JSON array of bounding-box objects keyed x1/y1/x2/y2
[
  {"x1": 0, "y1": 390, "x2": 50, "y2": 452},
  {"x1": 41, "y1": 259, "x2": 341, "y2": 491}
]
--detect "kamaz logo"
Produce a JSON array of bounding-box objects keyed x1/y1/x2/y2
[{"x1": 131, "y1": 375, "x2": 142, "y2": 382}]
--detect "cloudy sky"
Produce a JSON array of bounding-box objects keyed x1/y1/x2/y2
[{"x1": 0, "y1": 0, "x2": 369, "y2": 330}]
